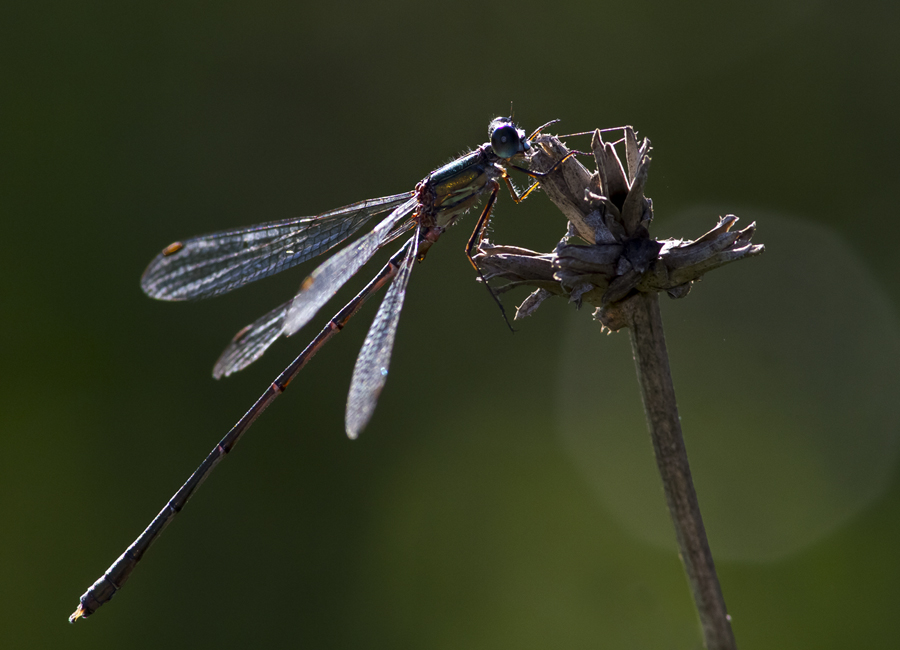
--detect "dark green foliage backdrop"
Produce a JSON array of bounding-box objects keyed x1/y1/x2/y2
[{"x1": 4, "y1": 1, "x2": 900, "y2": 648}]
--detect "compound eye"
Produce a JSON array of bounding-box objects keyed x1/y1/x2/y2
[{"x1": 490, "y1": 123, "x2": 523, "y2": 159}]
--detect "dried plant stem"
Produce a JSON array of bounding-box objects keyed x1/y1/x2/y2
[{"x1": 624, "y1": 292, "x2": 736, "y2": 650}]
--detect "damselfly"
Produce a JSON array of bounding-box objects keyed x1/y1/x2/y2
[{"x1": 69, "y1": 117, "x2": 576, "y2": 622}]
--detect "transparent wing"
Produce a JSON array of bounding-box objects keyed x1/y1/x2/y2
[
  {"x1": 212, "y1": 300, "x2": 290, "y2": 379},
  {"x1": 212, "y1": 217, "x2": 417, "y2": 378},
  {"x1": 283, "y1": 197, "x2": 417, "y2": 336},
  {"x1": 141, "y1": 192, "x2": 414, "y2": 301},
  {"x1": 345, "y1": 234, "x2": 418, "y2": 439}
]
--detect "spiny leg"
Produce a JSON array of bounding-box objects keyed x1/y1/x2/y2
[
  {"x1": 496, "y1": 145, "x2": 586, "y2": 204},
  {"x1": 507, "y1": 149, "x2": 581, "y2": 189},
  {"x1": 465, "y1": 162, "x2": 575, "y2": 328},
  {"x1": 464, "y1": 182, "x2": 514, "y2": 332},
  {"x1": 460, "y1": 148, "x2": 584, "y2": 328}
]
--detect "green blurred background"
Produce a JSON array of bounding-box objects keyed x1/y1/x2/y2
[{"x1": 4, "y1": 1, "x2": 900, "y2": 648}]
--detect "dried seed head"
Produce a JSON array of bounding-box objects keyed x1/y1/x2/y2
[{"x1": 475, "y1": 126, "x2": 764, "y2": 320}]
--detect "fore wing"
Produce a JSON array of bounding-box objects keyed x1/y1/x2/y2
[{"x1": 141, "y1": 192, "x2": 413, "y2": 301}]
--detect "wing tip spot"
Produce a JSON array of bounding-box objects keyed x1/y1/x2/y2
[
  {"x1": 231, "y1": 324, "x2": 252, "y2": 343},
  {"x1": 162, "y1": 241, "x2": 184, "y2": 256}
]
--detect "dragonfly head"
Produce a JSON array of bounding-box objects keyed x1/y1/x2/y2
[{"x1": 488, "y1": 117, "x2": 530, "y2": 160}]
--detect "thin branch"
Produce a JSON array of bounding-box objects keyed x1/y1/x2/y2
[{"x1": 623, "y1": 292, "x2": 736, "y2": 650}]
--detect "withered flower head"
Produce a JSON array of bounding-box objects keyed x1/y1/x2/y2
[{"x1": 473, "y1": 126, "x2": 763, "y2": 327}]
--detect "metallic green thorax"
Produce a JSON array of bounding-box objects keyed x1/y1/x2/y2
[{"x1": 416, "y1": 148, "x2": 502, "y2": 228}]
